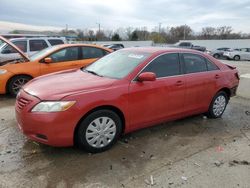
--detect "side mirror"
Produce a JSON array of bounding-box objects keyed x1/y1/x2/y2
[
  {"x1": 44, "y1": 57, "x2": 53, "y2": 63},
  {"x1": 137, "y1": 72, "x2": 156, "y2": 82}
]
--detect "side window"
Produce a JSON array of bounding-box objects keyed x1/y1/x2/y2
[
  {"x1": 49, "y1": 47, "x2": 79, "y2": 63},
  {"x1": 240, "y1": 48, "x2": 247, "y2": 52},
  {"x1": 48, "y1": 39, "x2": 64, "y2": 46},
  {"x1": 143, "y1": 53, "x2": 180, "y2": 78},
  {"x1": 183, "y1": 53, "x2": 207, "y2": 74},
  {"x1": 82, "y1": 47, "x2": 107, "y2": 59},
  {"x1": 2, "y1": 45, "x2": 18, "y2": 54},
  {"x1": 13, "y1": 41, "x2": 27, "y2": 52},
  {"x1": 206, "y1": 59, "x2": 219, "y2": 71},
  {"x1": 179, "y1": 42, "x2": 190, "y2": 47},
  {"x1": 29, "y1": 40, "x2": 48, "y2": 52},
  {"x1": 2, "y1": 41, "x2": 27, "y2": 54}
]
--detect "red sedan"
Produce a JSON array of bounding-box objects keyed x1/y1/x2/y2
[{"x1": 15, "y1": 47, "x2": 239, "y2": 153}]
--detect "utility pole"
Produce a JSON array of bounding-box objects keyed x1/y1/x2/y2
[
  {"x1": 158, "y1": 22, "x2": 162, "y2": 43},
  {"x1": 96, "y1": 22, "x2": 101, "y2": 41},
  {"x1": 65, "y1": 24, "x2": 68, "y2": 36},
  {"x1": 183, "y1": 24, "x2": 186, "y2": 40},
  {"x1": 96, "y1": 22, "x2": 101, "y2": 33},
  {"x1": 158, "y1": 22, "x2": 162, "y2": 33}
]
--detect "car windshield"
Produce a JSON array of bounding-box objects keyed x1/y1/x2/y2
[
  {"x1": 29, "y1": 46, "x2": 60, "y2": 61},
  {"x1": 83, "y1": 50, "x2": 150, "y2": 79}
]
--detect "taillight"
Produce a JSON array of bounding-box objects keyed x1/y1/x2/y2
[{"x1": 235, "y1": 72, "x2": 240, "y2": 80}]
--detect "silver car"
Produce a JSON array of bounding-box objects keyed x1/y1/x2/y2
[
  {"x1": 223, "y1": 48, "x2": 250, "y2": 61},
  {"x1": 0, "y1": 37, "x2": 67, "y2": 63},
  {"x1": 208, "y1": 47, "x2": 231, "y2": 59}
]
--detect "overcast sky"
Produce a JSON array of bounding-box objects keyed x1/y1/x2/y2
[{"x1": 0, "y1": 0, "x2": 250, "y2": 33}]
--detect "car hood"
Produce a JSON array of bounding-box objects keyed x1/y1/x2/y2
[
  {"x1": 23, "y1": 69, "x2": 116, "y2": 100},
  {"x1": 0, "y1": 36, "x2": 30, "y2": 63}
]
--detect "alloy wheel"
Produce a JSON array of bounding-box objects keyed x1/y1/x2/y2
[
  {"x1": 12, "y1": 77, "x2": 29, "y2": 95},
  {"x1": 212, "y1": 95, "x2": 226, "y2": 117}
]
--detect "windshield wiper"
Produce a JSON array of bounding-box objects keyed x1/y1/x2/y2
[{"x1": 83, "y1": 69, "x2": 103, "y2": 77}]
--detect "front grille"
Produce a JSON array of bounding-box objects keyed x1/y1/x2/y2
[{"x1": 17, "y1": 97, "x2": 31, "y2": 110}]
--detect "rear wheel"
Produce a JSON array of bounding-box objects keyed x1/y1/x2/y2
[
  {"x1": 206, "y1": 91, "x2": 228, "y2": 118},
  {"x1": 76, "y1": 110, "x2": 122, "y2": 153},
  {"x1": 233, "y1": 55, "x2": 240, "y2": 61},
  {"x1": 7, "y1": 75, "x2": 31, "y2": 96}
]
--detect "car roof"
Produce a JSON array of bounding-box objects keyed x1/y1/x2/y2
[
  {"x1": 10, "y1": 37, "x2": 65, "y2": 41},
  {"x1": 120, "y1": 47, "x2": 203, "y2": 54},
  {"x1": 54, "y1": 43, "x2": 113, "y2": 51}
]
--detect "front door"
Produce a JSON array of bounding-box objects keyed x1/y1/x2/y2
[
  {"x1": 40, "y1": 46, "x2": 82, "y2": 75},
  {"x1": 128, "y1": 53, "x2": 186, "y2": 130}
]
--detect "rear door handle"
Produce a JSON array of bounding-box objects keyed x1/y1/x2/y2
[
  {"x1": 175, "y1": 80, "x2": 184, "y2": 86},
  {"x1": 215, "y1": 74, "x2": 220, "y2": 79}
]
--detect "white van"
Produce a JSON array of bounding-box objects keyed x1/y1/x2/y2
[{"x1": 0, "y1": 37, "x2": 67, "y2": 63}]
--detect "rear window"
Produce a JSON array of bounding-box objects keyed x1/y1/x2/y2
[
  {"x1": 82, "y1": 47, "x2": 108, "y2": 59},
  {"x1": 29, "y1": 40, "x2": 48, "y2": 52},
  {"x1": 183, "y1": 53, "x2": 207, "y2": 73},
  {"x1": 48, "y1": 39, "x2": 64, "y2": 46},
  {"x1": 206, "y1": 59, "x2": 219, "y2": 71}
]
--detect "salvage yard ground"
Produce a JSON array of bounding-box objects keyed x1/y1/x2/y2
[{"x1": 0, "y1": 60, "x2": 250, "y2": 188}]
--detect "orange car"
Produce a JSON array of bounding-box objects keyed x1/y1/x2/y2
[{"x1": 0, "y1": 36, "x2": 112, "y2": 95}]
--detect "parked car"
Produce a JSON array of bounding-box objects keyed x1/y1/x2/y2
[
  {"x1": 15, "y1": 47, "x2": 239, "y2": 153},
  {"x1": 174, "y1": 42, "x2": 206, "y2": 52},
  {"x1": 223, "y1": 48, "x2": 250, "y2": 61},
  {"x1": 0, "y1": 37, "x2": 67, "y2": 63},
  {"x1": 207, "y1": 47, "x2": 231, "y2": 59},
  {"x1": 103, "y1": 44, "x2": 124, "y2": 51},
  {"x1": 0, "y1": 36, "x2": 112, "y2": 95}
]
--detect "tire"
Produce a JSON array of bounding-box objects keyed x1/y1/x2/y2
[
  {"x1": 7, "y1": 75, "x2": 32, "y2": 96},
  {"x1": 206, "y1": 91, "x2": 229, "y2": 118},
  {"x1": 213, "y1": 54, "x2": 220, "y2": 59},
  {"x1": 233, "y1": 55, "x2": 240, "y2": 61},
  {"x1": 77, "y1": 110, "x2": 122, "y2": 153}
]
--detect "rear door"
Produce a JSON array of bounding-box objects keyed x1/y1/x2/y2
[
  {"x1": 39, "y1": 46, "x2": 82, "y2": 75},
  {"x1": 128, "y1": 53, "x2": 186, "y2": 129},
  {"x1": 180, "y1": 53, "x2": 220, "y2": 113}
]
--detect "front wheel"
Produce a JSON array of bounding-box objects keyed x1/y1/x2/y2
[
  {"x1": 7, "y1": 75, "x2": 31, "y2": 96},
  {"x1": 206, "y1": 91, "x2": 228, "y2": 118},
  {"x1": 76, "y1": 110, "x2": 122, "y2": 153}
]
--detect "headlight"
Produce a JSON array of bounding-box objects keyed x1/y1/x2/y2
[
  {"x1": 31, "y1": 101, "x2": 75, "y2": 112},
  {"x1": 0, "y1": 69, "x2": 7, "y2": 75}
]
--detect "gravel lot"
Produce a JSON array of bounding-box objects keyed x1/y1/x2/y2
[{"x1": 0, "y1": 60, "x2": 250, "y2": 188}]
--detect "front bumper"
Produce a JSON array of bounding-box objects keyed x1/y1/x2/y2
[{"x1": 15, "y1": 90, "x2": 78, "y2": 147}]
